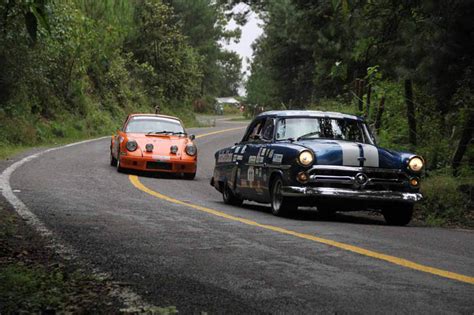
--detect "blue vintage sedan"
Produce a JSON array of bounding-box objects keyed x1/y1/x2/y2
[{"x1": 210, "y1": 110, "x2": 424, "y2": 225}]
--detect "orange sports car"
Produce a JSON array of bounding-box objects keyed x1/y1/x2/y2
[{"x1": 110, "y1": 114, "x2": 197, "y2": 179}]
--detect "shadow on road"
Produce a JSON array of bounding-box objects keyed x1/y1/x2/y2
[
  {"x1": 209, "y1": 200, "x2": 386, "y2": 226},
  {"x1": 121, "y1": 169, "x2": 386, "y2": 226}
]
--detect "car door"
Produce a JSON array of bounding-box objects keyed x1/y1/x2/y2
[{"x1": 236, "y1": 118, "x2": 271, "y2": 201}]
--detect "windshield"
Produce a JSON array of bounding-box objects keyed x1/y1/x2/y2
[
  {"x1": 125, "y1": 117, "x2": 185, "y2": 134},
  {"x1": 275, "y1": 117, "x2": 372, "y2": 144}
]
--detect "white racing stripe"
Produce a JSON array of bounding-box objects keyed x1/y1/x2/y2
[
  {"x1": 338, "y1": 141, "x2": 361, "y2": 166},
  {"x1": 362, "y1": 144, "x2": 379, "y2": 167},
  {"x1": 336, "y1": 141, "x2": 379, "y2": 167},
  {"x1": 0, "y1": 137, "x2": 154, "y2": 311}
]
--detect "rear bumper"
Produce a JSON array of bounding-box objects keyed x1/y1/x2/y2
[
  {"x1": 119, "y1": 155, "x2": 196, "y2": 173},
  {"x1": 281, "y1": 186, "x2": 422, "y2": 203}
]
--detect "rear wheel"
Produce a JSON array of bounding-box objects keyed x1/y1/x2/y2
[
  {"x1": 382, "y1": 203, "x2": 413, "y2": 226},
  {"x1": 222, "y1": 182, "x2": 243, "y2": 206},
  {"x1": 270, "y1": 177, "x2": 297, "y2": 216}
]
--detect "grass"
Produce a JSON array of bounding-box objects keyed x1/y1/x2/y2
[{"x1": 415, "y1": 172, "x2": 473, "y2": 227}]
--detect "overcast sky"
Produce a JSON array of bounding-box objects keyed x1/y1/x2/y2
[{"x1": 222, "y1": 3, "x2": 263, "y2": 95}]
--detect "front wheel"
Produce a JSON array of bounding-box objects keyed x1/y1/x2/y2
[
  {"x1": 382, "y1": 203, "x2": 413, "y2": 226},
  {"x1": 116, "y1": 151, "x2": 124, "y2": 173},
  {"x1": 270, "y1": 177, "x2": 297, "y2": 216},
  {"x1": 183, "y1": 172, "x2": 196, "y2": 180},
  {"x1": 110, "y1": 152, "x2": 117, "y2": 167},
  {"x1": 222, "y1": 183, "x2": 243, "y2": 206}
]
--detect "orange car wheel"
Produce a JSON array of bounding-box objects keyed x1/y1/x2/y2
[
  {"x1": 183, "y1": 172, "x2": 196, "y2": 180},
  {"x1": 116, "y1": 151, "x2": 124, "y2": 173},
  {"x1": 110, "y1": 152, "x2": 117, "y2": 167}
]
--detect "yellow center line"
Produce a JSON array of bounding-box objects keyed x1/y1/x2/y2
[{"x1": 128, "y1": 127, "x2": 474, "y2": 286}]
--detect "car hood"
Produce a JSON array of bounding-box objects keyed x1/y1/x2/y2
[
  {"x1": 296, "y1": 139, "x2": 411, "y2": 169},
  {"x1": 126, "y1": 133, "x2": 190, "y2": 157}
]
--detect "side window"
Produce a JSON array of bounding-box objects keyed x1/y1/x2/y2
[
  {"x1": 261, "y1": 119, "x2": 274, "y2": 141},
  {"x1": 243, "y1": 119, "x2": 264, "y2": 142}
]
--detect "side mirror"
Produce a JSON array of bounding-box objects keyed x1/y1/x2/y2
[{"x1": 189, "y1": 134, "x2": 196, "y2": 140}]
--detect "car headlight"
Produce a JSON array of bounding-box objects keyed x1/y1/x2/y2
[
  {"x1": 408, "y1": 156, "x2": 424, "y2": 172},
  {"x1": 298, "y1": 150, "x2": 314, "y2": 166},
  {"x1": 126, "y1": 140, "x2": 138, "y2": 152},
  {"x1": 185, "y1": 144, "x2": 197, "y2": 156},
  {"x1": 170, "y1": 145, "x2": 178, "y2": 154}
]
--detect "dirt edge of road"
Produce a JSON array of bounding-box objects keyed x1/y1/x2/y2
[{"x1": 0, "y1": 147, "x2": 178, "y2": 314}]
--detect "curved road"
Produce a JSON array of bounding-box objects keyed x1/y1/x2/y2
[{"x1": 7, "y1": 120, "x2": 474, "y2": 313}]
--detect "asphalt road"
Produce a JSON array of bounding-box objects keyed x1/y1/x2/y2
[{"x1": 7, "y1": 120, "x2": 474, "y2": 313}]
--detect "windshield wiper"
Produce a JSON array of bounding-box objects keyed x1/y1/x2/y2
[
  {"x1": 146, "y1": 131, "x2": 186, "y2": 136},
  {"x1": 296, "y1": 132, "x2": 321, "y2": 141},
  {"x1": 276, "y1": 138, "x2": 295, "y2": 142}
]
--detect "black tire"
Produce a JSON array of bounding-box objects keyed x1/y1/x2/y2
[
  {"x1": 110, "y1": 152, "x2": 117, "y2": 167},
  {"x1": 270, "y1": 177, "x2": 297, "y2": 216},
  {"x1": 382, "y1": 203, "x2": 413, "y2": 226},
  {"x1": 116, "y1": 151, "x2": 124, "y2": 173},
  {"x1": 222, "y1": 182, "x2": 243, "y2": 206},
  {"x1": 183, "y1": 172, "x2": 196, "y2": 180}
]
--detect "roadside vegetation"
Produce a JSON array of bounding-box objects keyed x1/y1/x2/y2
[
  {"x1": 233, "y1": 0, "x2": 473, "y2": 227},
  {"x1": 0, "y1": 202, "x2": 117, "y2": 313},
  {"x1": 0, "y1": 0, "x2": 242, "y2": 159},
  {"x1": 0, "y1": 202, "x2": 179, "y2": 313}
]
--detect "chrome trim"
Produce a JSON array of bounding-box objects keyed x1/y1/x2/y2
[
  {"x1": 281, "y1": 186, "x2": 422, "y2": 202},
  {"x1": 308, "y1": 165, "x2": 403, "y2": 174}
]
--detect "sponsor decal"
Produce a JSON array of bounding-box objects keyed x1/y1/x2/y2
[
  {"x1": 247, "y1": 166, "x2": 255, "y2": 182},
  {"x1": 236, "y1": 155, "x2": 243, "y2": 161},
  {"x1": 272, "y1": 154, "x2": 283, "y2": 164},
  {"x1": 248, "y1": 155, "x2": 257, "y2": 164},
  {"x1": 257, "y1": 156, "x2": 264, "y2": 164},
  {"x1": 218, "y1": 151, "x2": 233, "y2": 163}
]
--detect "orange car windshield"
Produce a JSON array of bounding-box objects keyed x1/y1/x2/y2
[{"x1": 125, "y1": 117, "x2": 185, "y2": 134}]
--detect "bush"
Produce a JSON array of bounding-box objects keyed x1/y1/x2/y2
[{"x1": 416, "y1": 172, "x2": 473, "y2": 226}]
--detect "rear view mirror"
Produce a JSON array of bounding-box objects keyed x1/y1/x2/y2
[{"x1": 189, "y1": 134, "x2": 196, "y2": 140}]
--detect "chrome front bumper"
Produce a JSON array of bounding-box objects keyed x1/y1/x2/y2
[{"x1": 281, "y1": 186, "x2": 423, "y2": 203}]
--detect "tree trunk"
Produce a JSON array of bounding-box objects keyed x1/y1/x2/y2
[
  {"x1": 366, "y1": 85, "x2": 372, "y2": 118},
  {"x1": 452, "y1": 110, "x2": 474, "y2": 176},
  {"x1": 358, "y1": 79, "x2": 365, "y2": 112},
  {"x1": 374, "y1": 96, "x2": 385, "y2": 132},
  {"x1": 404, "y1": 79, "x2": 416, "y2": 146}
]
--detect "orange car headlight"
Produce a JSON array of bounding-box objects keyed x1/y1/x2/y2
[
  {"x1": 185, "y1": 144, "x2": 197, "y2": 156},
  {"x1": 126, "y1": 140, "x2": 138, "y2": 152},
  {"x1": 170, "y1": 145, "x2": 178, "y2": 154}
]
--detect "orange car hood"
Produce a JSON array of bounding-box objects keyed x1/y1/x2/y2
[{"x1": 127, "y1": 133, "x2": 191, "y2": 158}]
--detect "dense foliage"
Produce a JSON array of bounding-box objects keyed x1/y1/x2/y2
[{"x1": 0, "y1": 0, "x2": 242, "y2": 148}]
